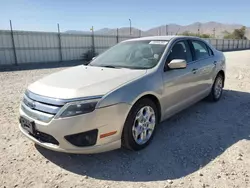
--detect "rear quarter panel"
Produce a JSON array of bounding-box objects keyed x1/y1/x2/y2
[{"x1": 213, "y1": 50, "x2": 226, "y2": 82}]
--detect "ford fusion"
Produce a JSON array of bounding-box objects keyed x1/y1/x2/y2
[{"x1": 19, "y1": 36, "x2": 226, "y2": 153}]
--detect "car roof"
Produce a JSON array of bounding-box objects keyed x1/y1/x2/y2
[{"x1": 125, "y1": 35, "x2": 202, "y2": 42}]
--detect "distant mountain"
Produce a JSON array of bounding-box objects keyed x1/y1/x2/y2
[
  {"x1": 65, "y1": 30, "x2": 91, "y2": 34},
  {"x1": 66, "y1": 27, "x2": 144, "y2": 36},
  {"x1": 65, "y1": 21, "x2": 250, "y2": 39}
]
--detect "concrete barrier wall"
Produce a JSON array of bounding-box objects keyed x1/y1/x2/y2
[{"x1": 0, "y1": 30, "x2": 250, "y2": 65}]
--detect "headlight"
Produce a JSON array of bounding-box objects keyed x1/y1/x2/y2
[{"x1": 55, "y1": 98, "x2": 101, "y2": 118}]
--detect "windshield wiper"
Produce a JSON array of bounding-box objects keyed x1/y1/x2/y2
[
  {"x1": 101, "y1": 65, "x2": 118, "y2": 68},
  {"x1": 91, "y1": 65, "x2": 124, "y2": 69},
  {"x1": 89, "y1": 64, "x2": 147, "y2": 69}
]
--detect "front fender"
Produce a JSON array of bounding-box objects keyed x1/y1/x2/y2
[{"x1": 97, "y1": 71, "x2": 163, "y2": 108}]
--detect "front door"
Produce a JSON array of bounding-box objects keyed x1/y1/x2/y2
[{"x1": 161, "y1": 40, "x2": 201, "y2": 119}]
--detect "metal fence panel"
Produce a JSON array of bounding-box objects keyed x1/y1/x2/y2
[
  {"x1": 216, "y1": 39, "x2": 223, "y2": 50},
  {"x1": 238, "y1": 40, "x2": 243, "y2": 49},
  {"x1": 94, "y1": 35, "x2": 117, "y2": 56},
  {"x1": 223, "y1": 39, "x2": 229, "y2": 51},
  {"x1": 243, "y1": 40, "x2": 247, "y2": 49},
  {"x1": 210, "y1": 39, "x2": 217, "y2": 47},
  {"x1": 94, "y1": 35, "x2": 117, "y2": 48},
  {"x1": 242, "y1": 40, "x2": 245, "y2": 49},
  {"x1": 95, "y1": 48, "x2": 108, "y2": 55},
  {"x1": 118, "y1": 36, "x2": 137, "y2": 43},
  {"x1": 0, "y1": 29, "x2": 250, "y2": 66},
  {"x1": 0, "y1": 30, "x2": 15, "y2": 65},
  {"x1": 228, "y1": 40, "x2": 233, "y2": 50},
  {"x1": 12, "y1": 31, "x2": 60, "y2": 64},
  {"x1": 61, "y1": 34, "x2": 92, "y2": 61},
  {"x1": 233, "y1": 40, "x2": 238, "y2": 49}
]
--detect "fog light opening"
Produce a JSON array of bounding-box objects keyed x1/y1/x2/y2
[{"x1": 65, "y1": 129, "x2": 98, "y2": 147}]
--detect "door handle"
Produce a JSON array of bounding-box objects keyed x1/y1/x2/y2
[{"x1": 192, "y1": 68, "x2": 198, "y2": 74}]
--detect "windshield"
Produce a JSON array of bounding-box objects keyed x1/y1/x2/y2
[{"x1": 89, "y1": 40, "x2": 168, "y2": 69}]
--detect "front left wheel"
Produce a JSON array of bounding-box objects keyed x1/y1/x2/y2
[{"x1": 122, "y1": 98, "x2": 159, "y2": 151}]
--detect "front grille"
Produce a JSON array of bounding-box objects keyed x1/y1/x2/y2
[
  {"x1": 30, "y1": 131, "x2": 59, "y2": 145},
  {"x1": 23, "y1": 95, "x2": 61, "y2": 114},
  {"x1": 21, "y1": 90, "x2": 64, "y2": 123}
]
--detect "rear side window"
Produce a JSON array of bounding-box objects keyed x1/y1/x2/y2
[{"x1": 191, "y1": 40, "x2": 210, "y2": 60}]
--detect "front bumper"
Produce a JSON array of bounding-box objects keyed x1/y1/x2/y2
[{"x1": 19, "y1": 103, "x2": 131, "y2": 154}]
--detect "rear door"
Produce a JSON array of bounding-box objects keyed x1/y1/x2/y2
[{"x1": 189, "y1": 40, "x2": 216, "y2": 93}]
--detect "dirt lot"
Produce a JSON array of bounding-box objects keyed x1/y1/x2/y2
[{"x1": 1, "y1": 50, "x2": 250, "y2": 188}]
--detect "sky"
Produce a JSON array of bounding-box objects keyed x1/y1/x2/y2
[{"x1": 0, "y1": 0, "x2": 249, "y2": 32}]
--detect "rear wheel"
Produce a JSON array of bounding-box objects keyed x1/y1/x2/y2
[
  {"x1": 208, "y1": 74, "x2": 224, "y2": 102},
  {"x1": 122, "y1": 98, "x2": 159, "y2": 150}
]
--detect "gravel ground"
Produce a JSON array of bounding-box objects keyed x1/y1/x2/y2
[{"x1": 1, "y1": 50, "x2": 250, "y2": 188}]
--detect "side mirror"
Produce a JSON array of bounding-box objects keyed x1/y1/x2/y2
[{"x1": 168, "y1": 59, "x2": 187, "y2": 70}]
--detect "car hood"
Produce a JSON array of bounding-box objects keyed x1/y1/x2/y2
[{"x1": 28, "y1": 65, "x2": 147, "y2": 99}]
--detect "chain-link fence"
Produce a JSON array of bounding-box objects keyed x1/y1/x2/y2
[{"x1": 0, "y1": 29, "x2": 250, "y2": 66}]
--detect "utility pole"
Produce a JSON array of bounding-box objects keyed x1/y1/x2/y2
[
  {"x1": 129, "y1": 19, "x2": 132, "y2": 35},
  {"x1": 166, "y1": 25, "x2": 168, "y2": 35},
  {"x1": 176, "y1": 28, "x2": 180, "y2": 35},
  {"x1": 57, "y1": 23, "x2": 62, "y2": 62},
  {"x1": 198, "y1": 23, "x2": 201, "y2": 36},
  {"x1": 116, "y1": 28, "x2": 119, "y2": 43},
  {"x1": 9, "y1": 20, "x2": 18, "y2": 66},
  {"x1": 90, "y1": 26, "x2": 95, "y2": 57},
  {"x1": 213, "y1": 28, "x2": 216, "y2": 38}
]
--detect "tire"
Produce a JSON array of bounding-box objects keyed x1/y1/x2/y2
[
  {"x1": 207, "y1": 74, "x2": 224, "y2": 102},
  {"x1": 122, "y1": 98, "x2": 159, "y2": 151}
]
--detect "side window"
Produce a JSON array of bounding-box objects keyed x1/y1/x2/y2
[
  {"x1": 166, "y1": 40, "x2": 192, "y2": 64},
  {"x1": 191, "y1": 40, "x2": 210, "y2": 60}
]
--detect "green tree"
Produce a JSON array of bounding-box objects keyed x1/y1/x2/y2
[
  {"x1": 199, "y1": 33, "x2": 211, "y2": 38},
  {"x1": 223, "y1": 26, "x2": 247, "y2": 39},
  {"x1": 223, "y1": 30, "x2": 234, "y2": 39},
  {"x1": 180, "y1": 31, "x2": 212, "y2": 38},
  {"x1": 181, "y1": 31, "x2": 192, "y2": 36},
  {"x1": 233, "y1": 26, "x2": 247, "y2": 39}
]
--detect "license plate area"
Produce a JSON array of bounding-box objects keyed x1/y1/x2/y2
[{"x1": 20, "y1": 116, "x2": 35, "y2": 135}]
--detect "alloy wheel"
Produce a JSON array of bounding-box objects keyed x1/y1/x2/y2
[
  {"x1": 132, "y1": 106, "x2": 156, "y2": 145},
  {"x1": 214, "y1": 76, "x2": 223, "y2": 99}
]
